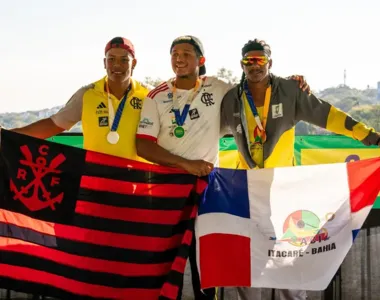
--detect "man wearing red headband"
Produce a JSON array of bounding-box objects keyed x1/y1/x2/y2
[{"x1": 10, "y1": 37, "x2": 150, "y2": 160}]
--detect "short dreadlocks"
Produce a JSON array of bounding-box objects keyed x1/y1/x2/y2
[{"x1": 238, "y1": 39, "x2": 271, "y2": 97}]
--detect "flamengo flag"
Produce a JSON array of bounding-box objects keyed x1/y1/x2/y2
[
  {"x1": 196, "y1": 158, "x2": 380, "y2": 290},
  {"x1": 0, "y1": 129, "x2": 204, "y2": 300}
]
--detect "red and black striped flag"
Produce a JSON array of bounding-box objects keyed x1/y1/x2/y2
[{"x1": 0, "y1": 129, "x2": 205, "y2": 300}]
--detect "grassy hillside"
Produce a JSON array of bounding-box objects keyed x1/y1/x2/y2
[{"x1": 1, "y1": 83, "x2": 378, "y2": 135}]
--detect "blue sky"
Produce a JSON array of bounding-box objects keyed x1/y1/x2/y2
[{"x1": 0, "y1": 0, "x2": 379, "y2": 113}]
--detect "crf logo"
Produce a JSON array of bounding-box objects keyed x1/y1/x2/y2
[
  {"x1": 201, "y1": 92, "x2": 214, "y2": 106},
  {"x1": 10, "y1": 144, "x2": 66, "y2": 212},
  {"x1": 130, "y1": 97, "x2": 142, "y2": 109}
]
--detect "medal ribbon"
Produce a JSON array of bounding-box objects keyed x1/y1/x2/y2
[
  {"x1": 105, "y1": 78, "x2": 132, "y2": 132},
  {"x1": 171, "y1": 79, "x2": 202, "y2": 126},
  {"x1": 243, "y1": 80, "x2": 271, "y2": 143}
]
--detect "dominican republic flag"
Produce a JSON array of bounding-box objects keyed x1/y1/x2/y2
[
  {"x1": 196, "y1": 158, "x2": 380, "y2": 290},
  {"x1": 0, "y1": 129, "x2": 204, "y2": 300}
]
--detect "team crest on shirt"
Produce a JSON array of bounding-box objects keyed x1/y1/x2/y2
[
  {"x1": 130, "y1": 97, "x2": 142, "y2": 109},
  {"x1": 272, "y1": 103, "x2": 283, "y2": 118},
  {"x1": 201, "y1": 92, "x2": 214, "y2": 106}
]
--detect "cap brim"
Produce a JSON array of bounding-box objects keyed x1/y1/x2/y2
[{"x1": 199, "y1": 65, "x2": 206, "y2": 76}]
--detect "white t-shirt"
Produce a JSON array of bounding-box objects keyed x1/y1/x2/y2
[{"x1": 136, "y1": 76, "x2": 233, "y2": 165}]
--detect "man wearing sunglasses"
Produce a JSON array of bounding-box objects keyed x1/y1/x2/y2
[
  {"x1": 136, "y1": 37, "x2": 310, "y2": 176},
  {"x1": 135, "y1": 35, "x2": 312, "y2": 300},
  {"x1": 220, "y1": 39, "x2": 380, "y2": 300}
]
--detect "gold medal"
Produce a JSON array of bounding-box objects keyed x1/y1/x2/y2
[{"x1": 250, "y1": 142, "x2": 264, "y2": 168}]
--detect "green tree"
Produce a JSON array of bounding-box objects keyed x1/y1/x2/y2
[
  {"x1": 334, "y1": 96, "x2": 360, "y2": 112},
  {"x1": 143, "y1": 77, "x2": 163, "y2": 88},
  {"x1": 349, "y1": 104, "x2": 380, "y2": 132},
  {"x1": 216, "y1": 68, "x2": 239, "y2": 84}
]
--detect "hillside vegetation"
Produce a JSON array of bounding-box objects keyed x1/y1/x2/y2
[{"x1": 1, "y1": 70, "x2": 379, "y2": 135}]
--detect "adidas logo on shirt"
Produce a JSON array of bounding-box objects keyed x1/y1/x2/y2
[
  {"x1": 97, "y1": 102, "x2": 106, "y2": 109},
  {"x1": 96, "y1": 102, "x2": 108, "y2": 115}
]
